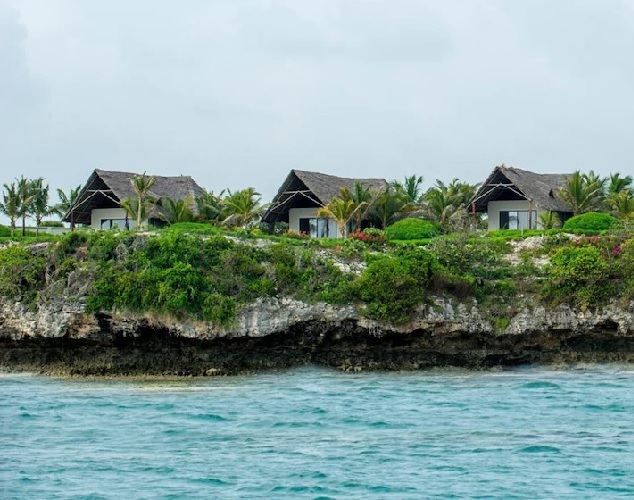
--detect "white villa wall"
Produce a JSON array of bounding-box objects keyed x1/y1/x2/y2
[
  {"x1": 288, "y1": 208, "x2": 339, "y2": 238},
  {"x1": 487, "y1": 200, "x2": 549, "y2": 230},
  {"x1": 24, "y1": 226, "x2": 71, "y2": 235},
  {"x1": 91, "y1": 208, "x2": 130, "y2": 230}
]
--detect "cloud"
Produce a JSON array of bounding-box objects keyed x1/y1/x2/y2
[
  {"x1": 0, "y1": 3, "x2": 48, "y2": 170},
  {"x1": 1, "y1": 0, "x2": 633, "y2": 225}
]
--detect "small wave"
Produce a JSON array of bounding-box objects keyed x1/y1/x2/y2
[
  {"x1": 270, "y1": 485, "x2": 329, "y2": 493},
  {"x1": 191, "y1": 477, "x2": 232, "y2": 486},
  {"x1": 190, "y1": 413, "x2": 228, "y2": 422},
  {"x1": 471, "y1": 447, "x2": 505, "y2": 454},
  {"x1": 151, "y1": 403, "x2": 176, "y2": 411},
  {"x1": 292, "y1": 471, "x2": 328, "y2": 480},
  {"x1": 519, "y1": 381, "x2": 562, "y2": 390},
  {"x1": 517, "y1": 445, "x2": 561, "y2": 454},
  {"x1": 584, "y1": 404, "x2": 627, "y2": 412},
  {"x1": 272, "y1": 421, "x2": 322, "y2": 428},
  {"x1": 162, "y1": 429, "x2": 183, "y2": 436},
  {"x1": 370, "y1": 421, "x2": 390, "y2": 428}
]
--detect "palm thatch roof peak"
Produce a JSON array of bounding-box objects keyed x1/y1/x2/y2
[
  {"x1": 262, "y1": 169, "x2": 388, "y2": 223},
  {"x1": 472, "y1": 165, "x2": 573, "y2": 212},
  {"x1": 64, "y1": 169, "x2": 205, "y2": 224}
]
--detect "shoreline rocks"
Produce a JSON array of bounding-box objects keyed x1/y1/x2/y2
[{"x1": 2, "y1": 297, "x2": 634, "y2": 376}]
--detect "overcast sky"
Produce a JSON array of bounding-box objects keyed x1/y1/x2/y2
[{"x1": 2, "y1": 0, "x2": 634, "y2": 222}]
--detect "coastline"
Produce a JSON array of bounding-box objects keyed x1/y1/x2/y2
[{"x1": 2, "y1": 297, "x2": 634, "y2": 376}]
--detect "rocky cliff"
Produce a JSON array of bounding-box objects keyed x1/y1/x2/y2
[{"x1": 2, "y1": 295, "x2": 634, "y2": 376}]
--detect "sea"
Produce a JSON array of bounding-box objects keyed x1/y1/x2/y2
[{"x1": 2, "y1": 365, "x2": 634, "y2": 499}]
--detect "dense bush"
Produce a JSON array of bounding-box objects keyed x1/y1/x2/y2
[
  {"x1": 0, "y1": 245, "x2": 47, "y2": 304},
  {"x1": 614, "y1": 239, "x2": 634, "y2": 299},
  {"x1": 428, "y1": 235, "x2": 510, "y2": 279},
  {"x1": 544, "y1": 245, "x2": 612, "y2": 308},
  {"x1": 352, "y1": 249, "x2": 438, "y2": 322},
  {"x1": 563, "y1": 212, "x2": 619, "y2": 231},
  {"x1": 385, "y1": 218, "x2": 439, "y2": 241}
]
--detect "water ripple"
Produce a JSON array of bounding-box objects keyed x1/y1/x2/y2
[{"x1": 2, "y1": 366, "x2": 634, "y2": 498}]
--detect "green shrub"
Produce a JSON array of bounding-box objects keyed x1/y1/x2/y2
[
  {"x1": 544, "y1": 246, "x2": 611, "y2": 308},
  {"x1": 167, "y1": 222, "x2": 221, "y2": 235},
  {"x1": 563, "y1": 212, "x2": 619, "y2": 232},
  {"x1": 385, "y1": 218, "x2": 439, "y2": 241},
  {"x1": 41, "y1": 220, "x2": 64, "y2": 227},
  {"x1": 352, "y1": 249, "x2": 437, "y2": 322},
  {"x1": 615, "y1": 239, "x2": 634, "y2": 298},
  {"x1": 0, "y1": 245, "x2": 47, "y2": 304},
  {"x1": 56, "y1": 231, "x2": 89, "y2": 258},
  {"x1": 0, "y1": 226, "x2": 39, "y2": 238}
]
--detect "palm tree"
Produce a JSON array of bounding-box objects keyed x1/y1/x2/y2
[
  {"x1": 370, "y1": 186, "x2": 412, "y2": 229},
  {"x1": 128, "y1": 172, "x2": 157, "y2": 229},
  {"x1": 0, "y1": 182, "x2": 20, "y2": 237},
  {"x1": 15, "y1": 176, "x2": 35, "y2": 236},
  {"x1": 221, "y1": 187, "x2": 263, "y2": 227},
  {"x1": 392, "y1": 175, "x2": 424, "y2": 204},
  {"x1": 538, "y1": 210, "x2": 561, "y2": 229},
  {"x1": 29, "y1": 178, "x2": 52, "y2": 236},
  {"x1": 607, "y1": 173, "x2": 633, "y2": 196},
  {"x1": 422, "y1": 179, "x2": 478, "y2": 232},
  {"x1": 53, "y1": 185, "x2": 83, "y2": 230},
  {"x1": 605, "y1": 190, "x2": 634, "y2": 221},
  {"x1": 316, "y1": 197, "x2": 359, "y2": 237},
  {"x1": 557, "y1": 171, "x2": 605, "y2": 215},
  {"x1": 340, "y1": 182, "x2": 375, "y2": 232},
  {"x1": 195, "y1": 189, "x2": 225, "y2": 223},
  {"x1": 119, "y1": 197, "x2": 144, "y2": 230},
  {"x1": 159, "y1": 196, "x2": 195, "y2": 224}
]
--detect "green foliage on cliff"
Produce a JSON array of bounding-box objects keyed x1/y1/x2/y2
[
  {"x1": 3, "y1": 225, "x2": 634, "y2": 326},
  {"x1": 352, "y1": 249, "x2": 438, "y2": 322},
  {"x1": 0, "y1": 245, "x2": 47, "y2": 305},
  {"x1": 82, "y1": 232, "x2": 354, "y2": 325},
  {"x1": 543, "y1": 239, "x2": 616, "y2": 308}
]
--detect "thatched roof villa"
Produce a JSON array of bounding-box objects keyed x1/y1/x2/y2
[
  {"x1": 64, "y1": 169, "x2": 204, "y2": 230},
  {"x1": 472, "y1": 165, "x2": 573, "y2": 230}
]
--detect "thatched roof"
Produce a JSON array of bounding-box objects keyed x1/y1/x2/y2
[
  {"x1": 472, "y1": 165, "x2": 573, "y2": 213},
  {"x1": 262, "y1": 169, "x2": 388, "y2": 223},
  {"x1": 64, "y1": 169, "x2": 205, "y2": 224}
]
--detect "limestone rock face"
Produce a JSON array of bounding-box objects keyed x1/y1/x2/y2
[{"x1": 1, "y1": 295, "x2": 633, "y2": 343}]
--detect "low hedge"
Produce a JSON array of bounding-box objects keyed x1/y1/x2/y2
[
  {"x1": 563, "y1": 212, "x2": 619, "y2": 231},
  {"x1": 385, "y1": 218, "x2": 439, "y2": 241}
]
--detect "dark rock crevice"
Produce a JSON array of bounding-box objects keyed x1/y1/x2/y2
[{"x1": 2, "y1": 320, "x2": 634, "y2": 376}]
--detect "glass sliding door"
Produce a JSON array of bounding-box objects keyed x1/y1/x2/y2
[
  {"x1": 499, "y1": 210, "x2": 537, "y2": 230},
  {"x1": 299, "y1": 217, "x2": 330, "y2": 237}
]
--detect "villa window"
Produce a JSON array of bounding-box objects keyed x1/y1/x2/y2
[
  {"x1": 299, "y1": 217, "x2": 330, "y2": 237},
  {"x1": 100, "y1": 218, "x2": 135, "y2": 230},
  {"x1": 499, "y1": 210, "x2": 537, "y2": 230}
]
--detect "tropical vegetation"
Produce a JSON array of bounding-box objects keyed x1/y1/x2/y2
[{"x1": 2, "y1": 168, "x2": 634, "y2": 327}]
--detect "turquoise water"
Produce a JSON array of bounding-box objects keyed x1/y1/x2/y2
[{"x1": 2, "y1": 366, "x2": 634, "y2": 499}]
